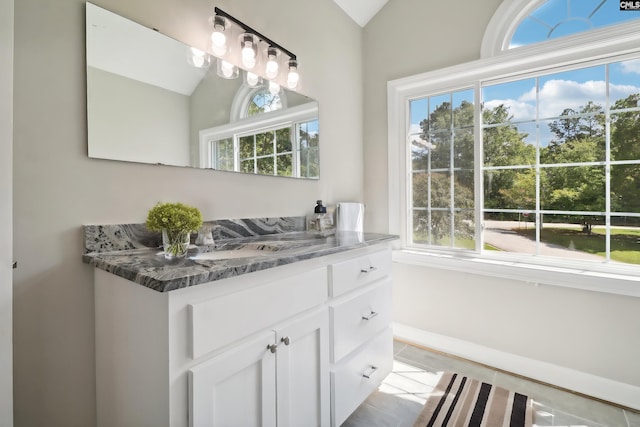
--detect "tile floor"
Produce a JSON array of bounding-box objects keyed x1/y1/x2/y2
[{"x1": 343, "y1": 340, "x2": 640, "y2": 427}]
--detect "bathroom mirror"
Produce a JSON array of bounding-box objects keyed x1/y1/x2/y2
[{"x1": 86, "y1": 3, "x2": 319, "y2": 179}]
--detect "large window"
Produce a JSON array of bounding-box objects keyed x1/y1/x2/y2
[
  {"x1": 406, "y1": 58, "x2": 640, "y2": 267},
  {"x1": 392, "y1": 4, "x2": 640, "y2": 281}
]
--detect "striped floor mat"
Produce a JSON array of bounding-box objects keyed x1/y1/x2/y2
[{"x1": 413, "y1": 372, "x2": 533, "y2": 427}]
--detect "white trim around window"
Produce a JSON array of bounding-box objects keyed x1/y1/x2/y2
[
  {"x1": 199, "y1": 102, "x2": 318, "y2": 169},
  {"x1": 480, "y1": 0, "x2": 542, "y2": 57},
  {"x1": 480, "y1": 0, "x2": 640, "y2": 58},
  {"x1": 387, "y1": 25, "x2": 640, "y2": 297}
]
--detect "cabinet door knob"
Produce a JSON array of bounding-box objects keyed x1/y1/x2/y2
[
  {"x1": 361, "y1": 311, "x2": 378, "y2": 321},
  {"x1": 281, "y1": 336, "x2": 291, "y2": 346},
  {"x1": 362, "y1": 366, "x2": 378, "y2": 379},
  {"x1": 267, "y1": 344, "x2": 278, "y2": 353},
  {"x1": 360, "y1": 266, "x2": 377, "y2": 274}
]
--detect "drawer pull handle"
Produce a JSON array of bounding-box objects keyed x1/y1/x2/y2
[
  {"x1": 267, "y1": 344, "x2": 278, "y2": 353},
  {"x1": 362, "y1": 366, "x2": 378, "y2": 379},
  {"x1": 281, "y1": 336, "x2": 291, "y2": 346},
  {"x1": 362, "y1": 311, "x2": 378, "y2": 321},
  {"x1": 360, "y1": 266, "x2": 377, "y2": 274}
]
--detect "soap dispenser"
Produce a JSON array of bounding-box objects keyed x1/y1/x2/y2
[
  {"x1": 310, "y1": 200, "x2": 334, "y2": 232},
  {"x1": 314, "y1": 200, "x2": 327, "y2": 215},
  {"x1": 316, "y1": 200, "x2": 327, "y2": 231}
]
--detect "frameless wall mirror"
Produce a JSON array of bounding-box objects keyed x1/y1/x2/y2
[{"x1": 86, "y1": 3, "x2": 319, "y2": 179}]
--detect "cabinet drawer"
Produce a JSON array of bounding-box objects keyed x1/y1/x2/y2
[
  {"x1": 189, "y1": 267, "x2": 328, "y2": 359},
  {"x1": 330, "y1": 279, "x2": 392, "y2": 362},
  {"x1": 328, "y1": 249, "x2": 391, "y2": 297},
  {"x1": 331, "y1": 327, "x2": 393, "y2": 427}
]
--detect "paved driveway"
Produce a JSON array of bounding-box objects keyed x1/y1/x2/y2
[{"x1": 483, "y1": 220, "x2": 606, "y2": 261}]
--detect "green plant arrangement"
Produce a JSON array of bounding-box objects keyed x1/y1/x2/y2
[{"x1": 146, "y1": 202, "x2": 203, "y2": 259}]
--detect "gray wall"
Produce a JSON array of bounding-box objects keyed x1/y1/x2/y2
[
  {"x1": 88, "y1": 67, "x2": 191, "y2": 165},
  {"x1": 1, "y1": 0, "x2": 14, "y2": 423},
  {"x1": 189, "y1": 69, "x2": 242, "y2": 165},
  {"x1": 363, "y1": 0, "x2": 502, "y2": 233},
  {"x1": 363, "y1": 0, "x2": 640, "y2": 406},
  {"x1": 12, "y1": 0, "x2": 362, "y2": 425}
]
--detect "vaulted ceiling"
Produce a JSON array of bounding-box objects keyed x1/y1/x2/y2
[{"x1": 333, "y1": 0, "x2": 389, "y2": 27}]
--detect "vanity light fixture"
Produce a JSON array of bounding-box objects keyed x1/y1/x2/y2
[
  {"x1": 211, "y1": 7, "x2": 300, "y2": 88},
  {"x1": 265, "y1": 47, "x2": 279, "y2": 79},
  {"x1": 287, "y1": 60, "x2": 299, "y2": 89},
  {"x1": 210, "y1": 15, "x2": 227, "y2": 56},
  {"x1": 240, "y1": 33, "x2": 257, "y2": 69},
  {"x1": 268, "y1": 81, "x2": 281, "y2": 95},
  {"x1": 245, "y1": 71, "x2": 262, "y2": 87},
  {"x1": 188, "y1": 47, "x2": 210, "y2": 69},
  {"x1": 217, "y1": 58, "x2": 239, "y2": 79}
]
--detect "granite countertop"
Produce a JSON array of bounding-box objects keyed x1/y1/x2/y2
[{"x1": 82, "y1": 218, "x2": 397, "y2": 292}]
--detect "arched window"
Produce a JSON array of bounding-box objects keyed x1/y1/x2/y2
[
  {"x1": 511, "y1": 0, "x2": 639, "y2": 48},
  {"x1": 388, "y1": 0, "x2": 640, "y2": 294},
  {"x1": 230, "y1": 84, "x2": 288, "y2": 123},
  {"x1": 481, "y1": 0, "x2": 640, "y2": 57},
  {"x1": 246, "y1": 90, "x2": 283, "y2": 117}
]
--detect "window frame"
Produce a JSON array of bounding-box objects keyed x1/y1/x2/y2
[
  {"x1": 480, "y1": 0, "x2": 640, "y2": 57},
  {"x1": 229, "y1": 84, "x2": 289, "y2": 123},
  {"x1": 199, "y1": 102, "x2": 319, "y2": 177},
  {"x1": 388, "y1": 21, "x2": 640, "y2": 297},
  {"x1": 237, "y1": 125, "x2": 294, "y2": 177}
]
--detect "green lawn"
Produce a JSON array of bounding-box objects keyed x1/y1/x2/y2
[
  {"x1": 516, "y1": 226, "x2": 640, "y2": 265},
  {"x1": 413, "y1": 227, "x2": 639, "y2": 264}
]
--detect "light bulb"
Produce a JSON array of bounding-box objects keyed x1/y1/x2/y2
[
  {"x1": 241, "y1": 34, "x2": 256, "y2": 69},
  {"x1": 243, "y1": 56, "x2": 256, "y2": 69},
  {"x1": 246, "y1": 72, "x2": 260, "y2": 87},
  {"x1": 189, "y1": 47, "x2": 208, "y2": 68},
  {"x1": 269, "y1": 81, "x2": 280, "y2": 95},
  {"x1": 221, "y1": 60, "x2": 235, "y2": 78},
  {"x1": 265, "y1": 47, "x2": 279, "y2": 79},
  {"x1": 241, "y1": 43, "x2": 254, "y2": 60},
  {"x1": 210, "y1": 16, "x2": 227, "y2": 56},
  {"x1": 287, "y1": 60, "x2": 299, "y2": 89},
  {"x1": 211, "y1": 29, "x2": 226, "y2": 48}
]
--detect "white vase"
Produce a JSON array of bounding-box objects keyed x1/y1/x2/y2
[{"x1": 162, "y1": 229, "x2": 190, "y2": 259}]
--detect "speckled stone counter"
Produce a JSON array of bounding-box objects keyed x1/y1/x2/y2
[{"x1": 83, "y1": 217, "x2": 398, "y2": 292}]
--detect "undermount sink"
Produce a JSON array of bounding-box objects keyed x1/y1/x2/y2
[{"x1": 190, "y1": 249, "x2": 268, "y2": 261}]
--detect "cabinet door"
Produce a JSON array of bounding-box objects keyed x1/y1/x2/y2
[
  {"x1": 189, "y1": 330, "x2": 277, "y2": 427},
  {"x1": 276, "y1": 309, "x2": 330, "y2": 427}
]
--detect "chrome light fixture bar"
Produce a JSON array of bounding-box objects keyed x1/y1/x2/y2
[{"x1": 210, "y1": 7, "x2": 300, "y2": 89}]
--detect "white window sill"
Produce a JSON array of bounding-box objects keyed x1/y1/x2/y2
[{"x1": 393, "y1": 249, "x2": 640, "y2": 298}]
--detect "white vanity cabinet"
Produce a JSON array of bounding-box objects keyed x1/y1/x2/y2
[
  {"x1": 329, "y1": 249, "x2": 394, "y2": 427},
  {"x1": 189, "y1": 308, "x2": 329, "y2": 427},
  {"x1": 93, "y1": 245, "x2": 392, "y2": 427}
]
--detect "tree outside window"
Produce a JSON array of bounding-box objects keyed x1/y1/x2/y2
[{"x1": 408, "y1": 59, "x2": 640, "y2": 265}]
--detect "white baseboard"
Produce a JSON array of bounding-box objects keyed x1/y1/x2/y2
[{"x1": 393, "y1": 323, "x2": 640, "y2": 412}]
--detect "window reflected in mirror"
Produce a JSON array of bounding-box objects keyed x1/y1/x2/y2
[{"x1": 211, "y1": 108, "x2": 319, "y2": 179}]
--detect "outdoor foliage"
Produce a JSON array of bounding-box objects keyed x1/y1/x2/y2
[
  {"x1": 412, "y1": 91, "x2": 640, "y2": 247},
  {"x1": 240, "y1": 127, "x2": 292, "y2": 176}
]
